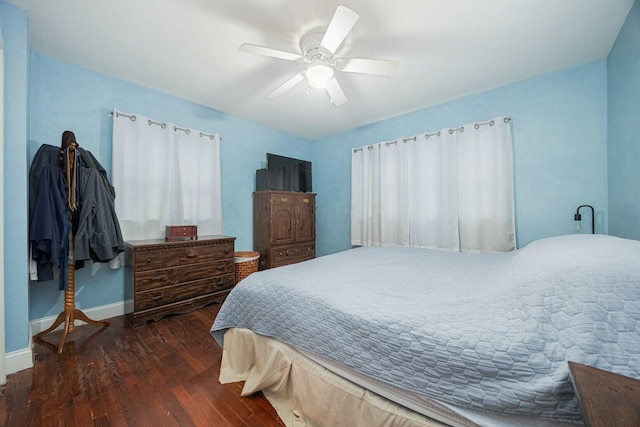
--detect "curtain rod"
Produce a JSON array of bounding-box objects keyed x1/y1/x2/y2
[
  {"x1": 110, "y1": 111, "x2": 220, "y2": 141},
  {"x1": 353, "y1": 116, "x2": 512, "y2": 153}
]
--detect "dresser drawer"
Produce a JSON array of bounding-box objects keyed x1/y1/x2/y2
[
  {"x1": 134, "y1": 259, "x2": 234, "y2": 292},
  {"x1": 132, "y1": 241, "x2": 233, "y2": 272},
  {"x1": 135, "y1": 274, "x2": 234, "y2": 311},
  {"x1": 270, "y1": 243, "x2": 315, "y2": 266}
]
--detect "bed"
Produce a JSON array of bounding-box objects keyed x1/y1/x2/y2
[{"x1": 210, "y1": 234, "x2": 640, "y2": 426}]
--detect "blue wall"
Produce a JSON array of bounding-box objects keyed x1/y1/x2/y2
[
  {"x1": 27, "y1": 53, "x2": 309, "y2": 320},
  {"x1": 312, "y1": 61, "x2": 609, "y2": 256},
  {"x1": 608, "y1": 0, "x2": 640, "y2": 240},
  {"x1": 2, "y1": 0, "x2": 637, "y2": 360},
  {"x1": 1, "y1": 1, "x2": 30, "y2": 354}
]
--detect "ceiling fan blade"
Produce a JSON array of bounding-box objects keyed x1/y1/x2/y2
[
  {"x1": 335, "y1": 58, "x2": 399, "y2": 76},
  {"x1": 240, "y1": 43, "x2": 303, "y2": 62},
  {"x1": 266, "y1": 72, "x2": 305, "y2": 99},
  {"x1": 320, "y1": 6, "x2": 359, "y2": 55},
  {"x1": 326, "y1": 78, "x2": 348, "y2": 106}
]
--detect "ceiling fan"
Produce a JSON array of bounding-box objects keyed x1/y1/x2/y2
[{"x1": 240, "y1": 5, "x2": 399, "y2": 106}]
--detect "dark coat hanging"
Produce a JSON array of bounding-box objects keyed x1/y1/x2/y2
[{"x1": 29, "y1": 132, "x2": 124, "y2": 289}]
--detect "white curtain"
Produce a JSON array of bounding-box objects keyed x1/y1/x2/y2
[
  {"x1": 351, "y1": 141, "x2": 410, "y2": 247},
  {"x1": 351, "y1": 116, "x2": 515, "y2": 252},
  {"x1": 456, "y1": 119, "x2": 515, "y2": 251},
  {"x1": 174, "y1": 127, "x2": 223, "y2": 235},
  {"x1": 112, "y1": 108, "x2": 223, "y2": 242},
  {"x1": 407, "y1": 130, "x2": 460, "y2": 250}
]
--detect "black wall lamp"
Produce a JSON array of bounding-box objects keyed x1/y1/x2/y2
[{"x1": 574, "y1": 205, "x2": 595, "y2": 234}]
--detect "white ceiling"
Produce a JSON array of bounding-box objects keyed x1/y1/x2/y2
[{"x1": 9, "y1": 0, "x2": 634, "y2": 140}]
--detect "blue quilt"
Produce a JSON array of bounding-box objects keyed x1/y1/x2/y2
[{"x1": 211, "y1": 234, "x2": 640, "y2": 423}]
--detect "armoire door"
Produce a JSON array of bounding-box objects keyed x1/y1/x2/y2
[
  {"x1": 270, "y1": 195, "x2": 295, "y2": 245},
  {"x1": 295, "y1": 194, "x2": 315, "y2": 242}
]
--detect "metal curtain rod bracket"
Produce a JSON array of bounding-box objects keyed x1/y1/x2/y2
[
  {"x1": 474, "y1": 119, "x2": 495, "y2": 129},
  {"x1": 174, "y1": 125, "x2": 191, "y2": 135},
  {"x1": 148, "y1": 119, "x2": 167, "y2": 129},
  {"x1": 111, "y1": 111, "x2": 137, "y2": 122},
  {"x1": 424, "y1": 131, "x2": 441, "y2": 139},
  {"x1": 199, "y1": 131, "x2": 216, "y2": 140}
]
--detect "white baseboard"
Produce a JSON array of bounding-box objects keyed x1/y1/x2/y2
[
  {"x1": 6, "y1": 348, "x2": 34, "y2": 375},
  {"x1": 30, "y1": 299, "x2": 133, "y2": 336},
  {"x1": 3, "y1": 300, "x2": 134, "y2": 376}
]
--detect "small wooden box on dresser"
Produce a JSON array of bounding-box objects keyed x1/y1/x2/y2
[
  {"x1": 253, "y1": 190, "x2": 316, "y2": 270},
  {"x1": 125, "y1": 235, "x2": 235, "y2": 327}
]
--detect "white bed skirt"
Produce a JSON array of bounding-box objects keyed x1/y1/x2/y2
[{"x1": 219, "y1": 328, "x2": 451, "y2": 427}]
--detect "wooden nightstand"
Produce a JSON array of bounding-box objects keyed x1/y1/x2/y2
[{"x1": 568, "y1": 361, "x2": 640, "y2": 427}]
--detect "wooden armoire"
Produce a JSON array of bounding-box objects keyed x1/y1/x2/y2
[{"x1": 253, "y1": 190, "x2": 316, "y2": 270}]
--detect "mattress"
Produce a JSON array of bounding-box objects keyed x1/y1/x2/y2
[{"x1": 211, "y1": 234, "x2": 640, "y2": 424}]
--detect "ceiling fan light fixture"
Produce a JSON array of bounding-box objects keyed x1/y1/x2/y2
[
  {"x1": 306, "y1": 63, "x2": 334, "y2": 88},
  {"x1": 240, "y1": 6, "x2": 394, "y2": 104}
]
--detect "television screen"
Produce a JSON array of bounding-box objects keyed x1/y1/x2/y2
[{"x1": 265, "y1": 153, "x2": 312, "y2": 192}]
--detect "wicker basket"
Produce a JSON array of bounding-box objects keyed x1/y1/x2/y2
[{"x1": 234, "y1": 251, "x2": 260, "y2": 284}]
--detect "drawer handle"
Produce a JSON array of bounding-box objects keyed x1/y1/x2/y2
[
  {"x1": 186, "y1": 254, "x2": 197, "y2": 258},
  {"x1": 150, "y1": 276, "x2": 164, "y2": 281},
  {"x1": 150, "y1": 294, "x2": 164, "y2": 301},
  {"x1": 217, "y1": 265, "x2": 226, "y2": 271},
  {"x1": 225, "y1": 249, "x2": 230, "y2": 254},
  {"x1": 146, "y1": 259, "x2": 152, "y2": 263}
]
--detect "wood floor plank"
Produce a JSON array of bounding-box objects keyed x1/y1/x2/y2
[
  {"x1": 24, "y1": 397, "x2": 44, "y2": 427},
  {"x1": 83, "y1": 362, "x2": 109, "y2": 421},
  {"x1": 173, "y1": 383, "x2": 230, "y2": 427},
  {"x1": 0, "y1": 303, "x2": 284, "y2": 427},
  {"x1": 73, "y1": 393, "x2": 95, "y2": 426},
  {"x1": 2, "y1": 369, "x2": 32, "y2": 426}
]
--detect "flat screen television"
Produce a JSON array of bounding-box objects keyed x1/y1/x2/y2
[{"x1": 256, "y1": 153, "x2": 312, "y2": 193}]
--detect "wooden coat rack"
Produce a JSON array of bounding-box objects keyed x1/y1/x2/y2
[{"x1": 33, "y1": 143, "x2": 109, "y2": 354}]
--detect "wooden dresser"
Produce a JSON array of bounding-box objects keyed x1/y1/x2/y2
[
  {"x1": 253, "y1": 190, "x2": 315, "y2": 270},
  {"x1": 125, "y1": 235, "x2": 235, "y2": 327}
]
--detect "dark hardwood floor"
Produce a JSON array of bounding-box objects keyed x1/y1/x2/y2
[{"x1": 0, "y1": 303, "x2": 285, "y2": 427}]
